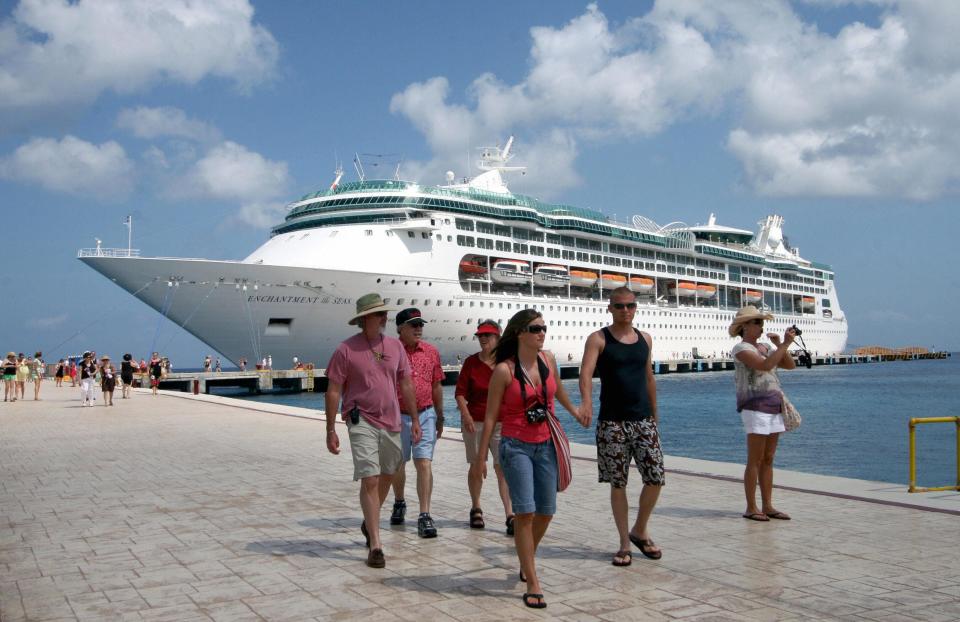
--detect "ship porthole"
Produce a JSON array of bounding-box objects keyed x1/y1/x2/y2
[{"x1": 377, "y1": 278, "x2": 381, "y2": 283}]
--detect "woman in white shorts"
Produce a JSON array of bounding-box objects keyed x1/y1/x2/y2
[
  {"x1": 729, "y1": 306, "x2": 797, "y2": 522},
  {"x1": 455, "y1": 320, "x2": 514, "y2": 534}
]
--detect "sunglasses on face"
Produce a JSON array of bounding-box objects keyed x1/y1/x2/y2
[
  {"x1": 524, "y1": 325, "x2": 548, "y2": 334},
  {"x1": 611, "y1": 302, "x2": 637, "y2": 310},
  {"x1": 749, "y1": 319, "x2": 764, "y2": 326},
  {"x1": 407, "y1": 321, "x2": 425, "y2": 328}
]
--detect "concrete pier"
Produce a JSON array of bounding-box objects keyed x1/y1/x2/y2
[
  {"x1": 152, "y1": 351, "x2": 952, "y2": 395},
  {"x1": 2, "y1": 388, "x2": 959, "y2": 621}
]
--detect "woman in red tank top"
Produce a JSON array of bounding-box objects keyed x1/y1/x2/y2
[{"x1": 477, "y1": 309, "x2": 587, "y2": 609}]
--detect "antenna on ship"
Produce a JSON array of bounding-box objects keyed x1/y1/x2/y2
[
  {"x1": 123, "y1": 214, "x2": 132, "y2": 256},
  {"x1": 353, "y1": 153, "x2": 366, "y2": 182},
  {"x1": 330, "y1": 161, "x2": 343, "y2": 191}
]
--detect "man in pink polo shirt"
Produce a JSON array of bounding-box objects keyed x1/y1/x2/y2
[{"x1": 326, "y1": 293, "x2": 421, "y2": 568}]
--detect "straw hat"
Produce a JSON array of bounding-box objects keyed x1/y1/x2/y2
[
  {"x1": 728, "y1": 305, "x2": 774, "y2": 337},
  {"x1": 101, "y1": 355, "x2": 111, "y2": 361},
  {"x1": 348, "y1": 292, "x2": 395, "y2": 326},
  {"x1": 5, "y1": 352, "x2": 15, "y2": 359}
]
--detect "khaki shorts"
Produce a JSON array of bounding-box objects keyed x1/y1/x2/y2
[
  {"x1": 462, "y1": 421, "x2": 502, "y2": 466},
  {"x1": 347, "y1": 417, "x2": 402, "y2": 481}
]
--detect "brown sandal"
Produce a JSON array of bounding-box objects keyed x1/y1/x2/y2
[
  {"x1": 612, "y1": 550, "x2": 632, "y2": 566},
  {"x1": 469, "y1": 507, "x2": 485, "y2": 529}
]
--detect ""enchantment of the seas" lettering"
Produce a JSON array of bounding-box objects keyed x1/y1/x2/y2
[{"x1": 246, "y1": 295, "x2": 353, "y2": 305}]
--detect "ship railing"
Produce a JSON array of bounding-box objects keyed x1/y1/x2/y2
[{"x1": 77, "y1": 248, "x2": 141, "y2": 258}]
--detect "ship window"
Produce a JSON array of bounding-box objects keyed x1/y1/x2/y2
[
  {"x1": 421, "y1": 232, "x2": 430, "y2": 239},
  {"x1": 265, "y1": 318, "x2": 293, "y2": 337},
  {"x1": 447, "y1": 236, "x2": 453, "y2": 241},
  {"x1": 365, "y1": 230, "x2": 373, "y2": 236},
  {"x1": 408, "y1": 232, "x2": 415, "y2": 238},
  {"x1": 397, "y1": 298, "x2": 404, "y2": 305},
  {"x1": 459, "y1": 301, "x2": 464, "y2": 307},
  {"x1": 448, "y1": 301, "x2": 454, "y2": 306}
]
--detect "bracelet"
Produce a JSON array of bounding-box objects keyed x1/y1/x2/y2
[{"x1": 326, "y1": 429, "x2": 336, "y2": 434}]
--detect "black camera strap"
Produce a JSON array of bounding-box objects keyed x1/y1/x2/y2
[{"x1": 514, "y1": 354, "x2": 549, "y2": 408}]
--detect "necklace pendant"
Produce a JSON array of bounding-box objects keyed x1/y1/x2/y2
[{"x1": 373, "y1": 351, "x2": 384, "y2": 362}]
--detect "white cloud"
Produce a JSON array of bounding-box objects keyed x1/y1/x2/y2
[
  {"x1": 117, "y1": 106, "x2": 220, "y2": 144},
  {"x1": 179, "y1": 141, "x2": 290, "y2": 227},
  {"x1": 391, "y1": 1, "x2": 960, "y2": 201},
  {"x1": 0, "y1": 135, "x2": 134, "y2": 198},
  {"x1": 0, "y1": 0, "x2": 278, "y2": 131}
]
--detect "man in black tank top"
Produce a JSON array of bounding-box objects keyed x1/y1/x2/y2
[{"x1": 579, "y1": 287, "x2": 664, "y2": 567}]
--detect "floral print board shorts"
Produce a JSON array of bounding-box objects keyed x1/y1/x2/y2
[{"x1": 596, "y1": 419, "x2": 665, "y2": 488}]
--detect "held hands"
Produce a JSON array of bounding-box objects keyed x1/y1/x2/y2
[{"x1": 577, "y1": 403, "x2": 593, "y2": 428}]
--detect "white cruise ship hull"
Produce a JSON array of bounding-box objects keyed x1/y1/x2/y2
[{"x1": 81, "y1": 248, "x2": 847, "y2": 367}]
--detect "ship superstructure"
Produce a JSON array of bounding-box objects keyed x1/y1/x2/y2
[{"x1": 79, "y1": 139, "x2": 847, "y2": 366}]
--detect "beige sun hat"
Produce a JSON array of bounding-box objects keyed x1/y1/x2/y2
[
  {"x1": 728, "y1": 305, "x2": 774, "y2": 337},
  {"x1": 348, "y1": 292, "x2": 395, "y2": 326}
]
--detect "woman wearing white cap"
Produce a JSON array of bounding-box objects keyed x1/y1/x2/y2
[{"x1": 728, "y1": 306, "x2": 796, "y2": 522}]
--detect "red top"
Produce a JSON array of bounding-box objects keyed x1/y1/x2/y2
[
  {"x1": 395, "y1": 340, "x2": 444, "y2": 414},
  {"x1": 455, "y1": 353, "x2": 495, "y2": 422},
  {"x1": 499, "y1": 359, "x2": 556, "y2": 444}
]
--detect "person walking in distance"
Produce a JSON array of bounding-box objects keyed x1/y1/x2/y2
[
  {"x1": 580, "y1": 287, "x2": 665, "y2": 566},
  {"x1": 54, "y1": 359, "x2": 65, "y2": 388},
  {"x1": 3, "y1": 352, "x2": 17, "y2": 402},
  {"x1": 325, "y1": 293, "x2": 421, "y2": 568},
  {"x1": 100, "y1": 355, "x2": 117, "y2": 406},
  {"x1": 120, "y1": 354, "x2": 135, "y2": 398},
  {"x1": 388, "y1": 308, "x2": 445, "y2": 538},
  {"x1": 78, "y1": 352, "x2": 97, "y2": 407},
  {"x1": 32, "y1": 352, "x2": 44, "y2": 400},
  {"x1": 455, "y1": 320, "x2": 514, "y2": 533},
  {"x1": 148, "y1": 352, "x2": 163, "y2": 396}
]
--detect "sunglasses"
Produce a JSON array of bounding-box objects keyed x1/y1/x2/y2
[
  {"x1": 749, "y1": 319, "x2": 764, "y2": 325},
  {"x1": 524, "y1": 325, "x2": 548, "y2": 334},
  {"x1": 611, "y1": 302, "x2": 637, "y2": 310}
]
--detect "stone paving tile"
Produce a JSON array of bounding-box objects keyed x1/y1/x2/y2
[{"x1": 2, "y1": 389, "x2": 959, "y2": 622}]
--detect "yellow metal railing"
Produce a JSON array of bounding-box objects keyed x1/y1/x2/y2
[{"x1": 908, "y1": 416, "x2": 960, "y2": 493}]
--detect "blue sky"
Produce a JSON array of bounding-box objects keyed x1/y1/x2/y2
[{"x1": 1, "y1": 0, "x2": 958, "y2": 366}]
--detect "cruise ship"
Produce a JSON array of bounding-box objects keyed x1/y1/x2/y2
[{"x1": 79, "y1": 138, "x2": 847, "y2": 366}]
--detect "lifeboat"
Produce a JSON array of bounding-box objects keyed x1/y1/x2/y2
[
  {"x1": 629, "y1": 276, "x2": 654, "y2": 293},
  {"x1": 569, "y1": 269, "x2": 598, "y2": 288},
  {"x1": 458, "y1": 259, "x2": 487, "y2": 275},
  {"x1": 668, "y1": 281, "x2": 697, "y2": 298},
  {"x1": 600, "y1": 273, "x2": 627, "y2": 290},
  {"x1": 744, "y1": 290, "x2": 762, "y2": 304},
  {"x1": 533, "y1": 264, "x2": 569, "y2": 288},
  {"x1": 696, "y1": 284, "x2": 717, "y2": 299},
  {"x1": 801, "y1": 296, "x2": 815, "y2": 310},
  {"x1": 490, "y1": 259, "x2": 531, "y2": 285}
]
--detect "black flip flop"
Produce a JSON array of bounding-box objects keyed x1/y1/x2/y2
[
  {"x1": 612, "y1": 550, "x2": 632, "y2": 567},
  {"x1": 522, "y1": 593, "x2": 547, "y2": 609},
  {"x1": 742, "y1": 512, "x2": 770, "y2": 522},
  {"x1": 629, "y1": 533, "x2": 662, "y2": 560}
]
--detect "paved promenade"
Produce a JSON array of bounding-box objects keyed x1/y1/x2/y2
[{"x1": 2, "y1": 388, "x2": 959, "y2": 621}]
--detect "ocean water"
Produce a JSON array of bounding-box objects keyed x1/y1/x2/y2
[{"x1": 222, "y1": 356, "x2": 960, "y2": 487}]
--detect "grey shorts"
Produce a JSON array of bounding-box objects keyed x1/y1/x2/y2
[
  {"x1": 462, "y1": 421, "x2": 502, "y2": 465},
  {"x1": 596, "y1": 419, "x2": 665, "y2": 488},
  {"x1": 347, "y1": 416, "x2": 402, "y2": 481}
]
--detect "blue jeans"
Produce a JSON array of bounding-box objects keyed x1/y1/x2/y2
[{"x1": 499, "y1": 437, "x2": 557, "y2": 516}]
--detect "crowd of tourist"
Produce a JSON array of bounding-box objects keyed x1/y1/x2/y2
[{"x1": 324, "y1": 289, "x2": 800, "y2": 609}]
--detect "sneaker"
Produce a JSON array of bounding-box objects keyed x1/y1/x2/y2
[
  {"x1": 390, "y1": 499, "x2": 406, "y2": 525},
  {"x1": 417, "y1": 513, "x2": 437, "y2": 538}
]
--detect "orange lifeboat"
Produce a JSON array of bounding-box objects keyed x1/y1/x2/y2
[
  {"x1": 600, "y1": 273, "x2": 627, "y2": 290},
  {"x1": 629, "y1": 276, "x2": 654, "y2": 293},
  {"x1": 744, "y1": 290, "x2": 762, "y2": 304},
  {"x1": 569, "y1": 269, "x2": 598, "y2": 288},
  {"x1": 801, "y1": 296, "x2": 815, "y2": 310},
  {"x1": 668, "y1": 281, "x2": 697, "y2": 298},
  {"x1": 459, "y1": 259, "x2": 487, "y2": 275},
  {"x1": 696, "y1": 284, "x2": 717, "y2": 299}
]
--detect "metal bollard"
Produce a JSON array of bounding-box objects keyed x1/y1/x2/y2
[{"x1": 193, "y1": 379, "x2": 199, "y2": 395}]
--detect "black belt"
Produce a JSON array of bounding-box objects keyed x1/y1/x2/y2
[{"x1": 403, "y1": 406, "x2": 433, "y2": 416}]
